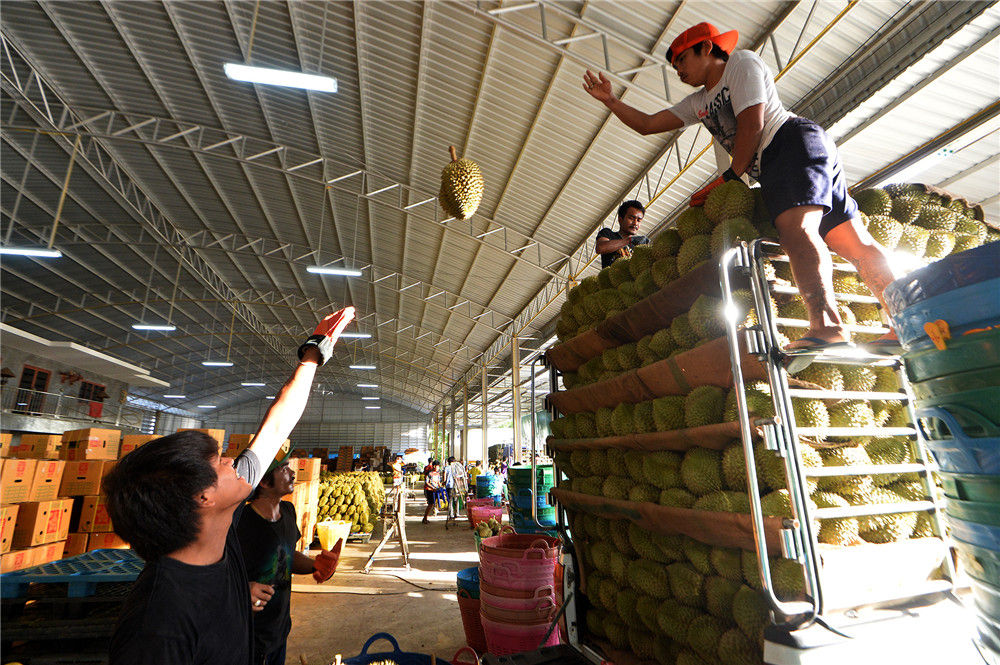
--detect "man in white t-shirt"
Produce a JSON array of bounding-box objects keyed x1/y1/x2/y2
[{"x1": 583, "y1": 22, "x2": 901, "y2": 366}]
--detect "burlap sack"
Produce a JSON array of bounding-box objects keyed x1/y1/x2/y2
[{"x1": 549, "y1": 421, "x2": 745, "y2": 453}]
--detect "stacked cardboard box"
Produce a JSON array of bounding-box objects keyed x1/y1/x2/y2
[
  {"x1": 60, "y1": 428, "x2": 120, "y2": 461},
  {"x1": 291, "y1": 458, "x2": 321, "y2": 483},
  {"x1": 177, "y1": 428, "x2": 226, "y2": 451},
  {"x1": 120, "y1": 434, "x2": 157, "y2": 458},
  {"x1": 336, "y1": 446, "x2": 354, "y2": 471},
  {"x1": 282, "y1": 479, "x2": 320, "y2": 552},
  {"x1": 0, "y1": 428, "x2": 127, "y2": 572},
  {"x1": 224, "y1": 434, "x2": 255, "y2": 459},
  {"x1": 0, "y1": 433, "x2": 11, "y2": 457}
]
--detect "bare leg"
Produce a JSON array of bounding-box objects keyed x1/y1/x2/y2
[
  {"x1": 824, "y1": 217, "x2": 903, "y2": 318},
  {"x1": 774, "y1": 205, "x2": 847, "y2": 348}
]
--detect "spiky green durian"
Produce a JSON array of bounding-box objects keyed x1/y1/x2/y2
[
  {"x1": 659, "y1": 487, "x2": 696, "y2": 508},
  {"x1": 812, "y1": 491, "x2": 860, "y2": 545},
  {"x1": 576, "y1": 411, "x2": 598, "y2": 438},
  {"x1": 710, "y1": 547, "x2": 743, "y2": 582},
  {"x1": 676, "y1": 206, "x2": 714, "y2": 239},
  {"x1": 915, "y1": 205, "x2": 959, "y2": 231},
  {"x1": 792, "y1": 363, "x2": 844, "y2": 391},
  {"x1": 722, "y1": 442, "x2": 748, "y2": 491},
  {"x1": 897, "y1": 224, "x2": 930, "y2": 256},
  {"x1": 681, "y1": 447, "x2": 724, "y2": 496},
  {"x1": 627, "y1": 523, "x2": 665, "y2": 563},
  {"x1": 689, "y1": 294, "x2": 725, "y2": 340},
  {"x1": 719, "y1": 628, "x2": 764, "y2": 665},
  {"x1": 651, "y1": 256, "x2": 679, "y2": 288},
  {"x1": 677, "y1": 234, "x2": 713, "y2": 275},
  {"x1": 611, "y1": 402, "x2": 636, "y2": 436},
  {"x1": 705, "y1": 179, "x2": 754, "y2": 223},
  {"x1": 604, "y1": 614, "x2": 629, "y2": 649},
  {"x1": 685, "y1": 385, "x2": 726, "y2": 428},
  {"x1": 601, "y1": 346, "x2": 622, "y2": 372},
  {"x1": 636, "y1": 595, "x2": 662, "y2": 633},
  {"x1": 924, "y1": 231, "x2": 957, "y2": 259},
  {"x1": 656, "y1": 599, "x2": 702, "y2": 642},
  {"x1": 829, "y1": 402, "x2": 876, "y2": 429},
  {"x1": 588, "y1": 449, "x2": 610, "y2": 476},
  {"x1": 670, "y1": 312, "x2": 700, "y2": 348},
  {"x1": 628, "y1": 627, "x2": 657, "y2": 661},
  {"x1": 632, "y1": 400, "x2": 656, "y2": 434},
  {"x1": 732, "y1": 585, "x2": 770, "y2": 641},
  {"x1": 649, "y1": 328, "x2": 678, "y2": 359},
  {"x1": 954, "y1": 216, "x2": 988, "y2": 242},
  {"x1": 439, "y1": 149, "x2": 485, "y2": 219},
  {"x1": 652, "y1": 395, "x2": 686, "y2": 432},
  {"x1": 595, "y1": 407, "x2": 615, "y2": 437},
  {"x1": 710, "y1": 216, "x2": 759, "y2": 256},
  {"x1": 666, "y1": 562, "x2": 705, "y2": 608},
  {"x1": 867, "y1": 214, "x2": 905, "y2": 249},
  {"x1": 629, "y1": 244, "x2": 656, "y2": 279},
  {"x1": 792, "y1": 398, "x2": 830, "y2": 430},
  {"x1": 635, "y1": 270, "x2": 657, "y2": 298},
  {"x1": 891, "y1": 196, "x2": 923, "y2": 224},
  {"x1": 840, "y1": 365, "x2": 878, "y2": 392},
  {"x1": 819, "y1": 446, "x2": 873, "y2": 494},
  {"x1": 602, "y1": 475, "x2": 631, "y2": 501},
  {"x1": 687, "y1": 614, "x2": 729, "y2": 661},
  {"x1": 653, "y1": 228, "x2": 683, "y2": 258},
  {"x1": 608, "y1": 256, "x2": 634, "y2": 287},
  {"x1": 854, "y1": 188, "x2": 892, "y2": 216},
  {"x1": 693, "y1": 490, "x2": 751, "y2": 514},
  {"x1": 850, "y1": 301, "x2": 883, "y2": 328},
  {"x1": 617, "y1": 342, "x2": 640, "y2": 371},
  {"x1": 832, "y1": 271, "x2": 866, "y2": 295},
  {"x1": 628, "y1": 483, "x2": 659, "y2": 504},
  {"x1": 642, "y1": 451, "x2": 683, "y2": 489}
]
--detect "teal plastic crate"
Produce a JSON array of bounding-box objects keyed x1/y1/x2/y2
[{"x1": 0, "y1": 549, "x2": 143, "y2": 598}]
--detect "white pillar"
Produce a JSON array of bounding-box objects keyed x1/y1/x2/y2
[
  {"x1": 481, "y1": 366, "x2": 488, "y2": 465},
  {"x1": 462, "y1": 386, "x2": 469, "y2": 462},
  {"x1": 511, "y1": 335, "x2": 521, "y2": 464}
]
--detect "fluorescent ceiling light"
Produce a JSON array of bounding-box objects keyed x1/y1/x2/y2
[
  {"x1": 357, "y1": 383, "x2": 378, "y2": 388},
  {"x1": 224, "y1": 63, "x2": 337, "y2": 92},
  {"x1": 163, "y1": 394, "x2": 187, "y2": 399},
  {"x1": 132, "y1": 324, "x2": 177, "y2": 331},
  {"x1": 266, "y1": 395, "x2": 276, "y2": 400},
  {"x1": 350, "y1": 365, "x2": 376, "y2": 370},
  {"x1": 0, "y1": 247, "x2": 62, "y2": 258},
  {"x1": 361, "y1": 396, "x2": 380, "y2": 401},
  {"x1": 340, "y1": 332, "x2": 372, "y2": 339},
  {"x1": 202, "y1": 361, "x2": 234, "y2": 367},
  {"x1": 241, "y1": 382, "x2": 266, "y2": 387},
  {"x1": 197, "y1": 404, "x2": 216, "y2": 409},
  {"x1": 306, "y1": 266, "x2": 362, "y2": 277},
  {"x1": 365, "y1": 406, "x2": 381, "y2": 410}
]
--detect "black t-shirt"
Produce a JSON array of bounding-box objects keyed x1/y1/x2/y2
[
  {"x1": 236, "y1": 501, "x2": 301, "y2": 659},
  {"x1": 109, "y1": 450, "x2": 262, "y2": 665},
  {"x1": 596, "y1": 228, "x2": 650, "y2": 268}
]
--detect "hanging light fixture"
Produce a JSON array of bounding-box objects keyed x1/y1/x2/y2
[
  {"x1": 132, "y1": 247, "x2": 176, "y2": 332},
  {"x1": 203, "y1": 305, "x2": 235, "y2": 367}
]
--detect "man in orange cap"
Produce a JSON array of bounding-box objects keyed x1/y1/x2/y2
[{"x1": 583, "y1": 22, "x2": 900, "y2": 365}]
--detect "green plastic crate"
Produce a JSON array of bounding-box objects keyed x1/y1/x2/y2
[
  {"x1": 946, "y1": 497, "x2": 1000, "y2": 527},
  {"x1": 940, "y1": 472, "x2": 1000, "y2": 503},
  {"x1": 970, "y1": 576, "x2": 1000, "y2": 624},
  {"x1": 903, "y1": 328, "x2": 1000, "y2": 383},
  {"x1": 954, "y1": 537, "x2": 1000, "y2": 587},
  {"x1": 911, "y1": 366, "x2": 1000, "y2": 400}
]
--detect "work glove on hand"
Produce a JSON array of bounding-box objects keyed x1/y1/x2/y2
[
  {"x1": 298, "y1": 306, "x2": 356, "y2": 366},
  {"x1": 312, "y1": 539, "x2": 343, "y2": 583},
  {"x1": 689, "y1": 168, "x2": 739, "y2": 207}
]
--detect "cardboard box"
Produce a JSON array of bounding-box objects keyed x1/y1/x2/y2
[
  {"x1": 86, "y1": 532, "x2": 128, "y2": 551},
  {"x1": 1, "y1": 548, "x2": 34, "y2": 573},
  {"x1": 1, "y1": 458, "x2": 38, "y2": 504},
  {"x1": 177, "y1": 429, "x2": 226, "y2": 451},
  {"x1": 28, "y1": 459, "x2": 65, "y2": 501},
  {"x1": 64, "y1": 532, "x2": 89, "y2": 558},
  {"x1": 60, "y1": 428, "x2": 121, "y2": 461},
  {"x1": 31, "y1": 540, "x2": 65, "y2": 566},
  {"x1": 1, "y1": 504, "x2": 19, "y2": 554},
  {"x1": 1, "y1": 432, "x2": 12, "y2": 457},
  {"x1": 17, "y1": 433, "x2": 63, "y2": 459},
  {"x1": 291, "y1": 458, "x2": 322, "y2": 483},
  {"x1": 59, "y1": 460, "x2": 116, "y2": 496},
  {"x1": 119, "y1": 434, "x2": 157, "y2": 458},
  {"x1": 224, "y1": 434, "x2": 255, "y2": 459},
  {"x1": 12, "y1": 499, "x2": 72, "y2": 548},
  {"x1": 76, "y1": 496, "x2": 113, "y2": 533}
]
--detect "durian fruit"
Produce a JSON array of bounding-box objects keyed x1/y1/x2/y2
[
  {"x1": 828, "y1": 401, "x2": 877, "y2": 432},
  {"x1": 812, "y1": 491, "x2": 860, "y2": 545},
  {"x1": 688, "y1": 294, "x2": 725, "y2": 340},
  {"x1": 924, "y1": 231, "x2": 957, "y2": 259},
  {"x1": 732, "y1": 584, "x2": 770, "y2": 641},
  {"x1": 651, "y1": 257, "x2": 679, "y2": 287},
  {"x1": 792, "y1": 363, "x2": 844, "y2": 391},
  {"x1": 439, "y1": 146, "x2": 484, "y2": 219},
  {"x1": 685, "y1": 385, "x2": 726, "y2": 428},
  {"x1": 653, "y1": 228, "x2": 683, "y2": 259},
  {"x1": 710, "y1": 546, "x2": 743, "y2": 582},
  {"x1": 666, "y1": 561, "x2": 706, "y2": 608},
  {"x1": 642, "y1": 450, "x2": 682, "y2": 489},
  {"x1": 608, "y1": 257, "x2": 634, "y2": 287},
  {"x1": 595, "y1": 406, "x2": 615, "y2": 437},
  {"x1": 652, "y1": 395, "x2": 686, "y2": 432},
  {"x1": 629, "y1": 244, "x2": 656, "y2": 279},
  {"x1": 705, "y1": 179, "x2": 755, "y2": 223},
  {"x1": 841, "y1": 365, "x2": 878, "y2": 392},
  {"x1": 718, "y1": 628, "x2": 764, "y2": 665},
  {"x1": 670, "y1": 312, "x2": 700, "y2": 348},
  {"x1": 915, "y1": 205, "x2": 959, "y2": 231},
  {"x1": 866, "y1": 215, "x2": 904, "y2": 249},
  {"x1": 891, "y1": 196, "x2": 923, "y2": 224},
  {"x1": 818, "y1": 445, "x2": 872, "y2": 493},
  {"x1": 677, "y1": 234, "x2": 712, "y2": 275},
  {"x1": 676, "y1": 206, "x2": 714, "y2": 239},
  {"x1": 692, "y1": 490, "x2": 750, "y2": 514},
  {"x1": 633, "y1": 400, "x2": 656, "y2": 434},
  {"x1": 710, "y1": 216, "x2": 759, "y2": 256},
  {"x1": 660, "y1": 487, "x2": 696, "y2": 508},
  {"x1": 656, "y1": 599, "x2": 701, "y2": 642},
  {"x1": 680, "y1": 447, "x2": 724, "y2": 496},
  {"x1": 854, "y1": 188, "x2": 892, "y2": 217},
  {"x1": 686, "y1": 614, "x2": 729, "y2": 662},
  {"x1": 611, "y1": 402, "x2": 636, "y2": 436},
  {"x1": 649, "y1": 328, "x2": 678, "y2": 359},
  {"x1": 896, "y1": 224, "x2": 930, "y2": 256},
  {"x1": 635, "y1": 271, "x2": 657, "y2": 298},
  {"x1": 721, "y1": 442, "x2": 748, "y2": 491}
]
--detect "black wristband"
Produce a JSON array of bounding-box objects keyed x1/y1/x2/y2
[
  {"x1": 722, "y1": 168, "x2": 740, "y2": 182},
  {"x1": 298, "y1": 334, "x2": 333, "y2": 366}
]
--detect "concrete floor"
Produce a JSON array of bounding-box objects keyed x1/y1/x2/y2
[{"x1": 287, "y1": 496, "x2": 477, "y2": 665}]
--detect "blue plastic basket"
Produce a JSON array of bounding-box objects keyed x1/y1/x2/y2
[
  {"x1": 948, "y1": 515, "x2": 1000, "y2": 552},
  {"x1": 457, "y1": 566, "x2": 480, "y2": 598},
  {"x1": 916, "y1": 406, "x2": 1000, "y2": 474},
  {"x1": 0, "y1": 549, "x2": 144, "y2": 598},
  {"x1": 883, "y1": 242, "x2": 1000, "y2": 314},
  {"x1": 889, "y1": 277, "x2": 1000, "y2": 351},
  {"x1": 343, "y1": 633, "x2": 435, "y2": 665}
]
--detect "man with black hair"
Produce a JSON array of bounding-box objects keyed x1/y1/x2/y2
[
  {"x1": 443, "y1": 455, "x2": 468, "y2": 520},
  {"x1": 596, "y1": 200, "x2": 649, "y2": 268},
  {"x1": 584, "y1": 22, "x2": 900, "y2": 364},
  {"x1": 238, "y1": 457, "x2": 341, "y2": 665},
  {"x1": 104, "y1": 306, "x2": 355, "y2": 665}
]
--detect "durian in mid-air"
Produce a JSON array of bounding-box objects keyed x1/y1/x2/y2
[{"x1": 439, "y1": 145, "x2": 484, "y2": 220}]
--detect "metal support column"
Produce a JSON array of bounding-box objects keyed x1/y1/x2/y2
[
  {"x1": 462, "y1": 386, "x2": 469, "y2": 462},
  {"x1": 511, "y1": 335, "x2": 522, "y2": 464},
  {"x1": 449, "y1": 398, "x2": 457, "y2": 459},
  {"x1": 481, "y1": 366, "x2": 489, "y2": 465}
]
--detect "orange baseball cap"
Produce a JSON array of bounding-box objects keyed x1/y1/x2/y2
[{"x1": 667, "y1": 22, "x2": 739, "y2": 66}]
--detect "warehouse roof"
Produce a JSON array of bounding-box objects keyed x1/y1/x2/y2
[{"x1": 2, "y1": 1, "x2": 997, "y2": 415}]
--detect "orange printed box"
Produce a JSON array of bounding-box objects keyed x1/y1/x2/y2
[
  {"x1": 224, "y1": 434, "x2": 255, "y2": 459},
  {"x1": 1, "y1": 458, "x2": 38, "y2": 505},
  {"x1": 0, "y1": 433, "x2": 12, "y2": 458},
  {"x1": 64, "y1": 532, "x2": 89, "y2": 558},
  {"x1": 61, "y1": 428, "x2": 120, "y2": 461},
  {"x1": 12, "y1": 499, "x2": 70, "y2": 548},
  {"x1": 59, "y1": 460, "x2": 116, "y2": 497},
  {"x1": 120, "y1": 434, "x2": 157, "y2": 458},
  {"x1": 77, "y1": 496, "x2": 113, "y2": 533},
  {"x1": 86, "y1": 532, "x2": 128, "y2": 551},
  {"x1": 1, "y1": 504, "x2": 19, "y2": 554},
  {"x1": 177, "y1": 429, "x2": 226, "y2": 451},
  {"x1": 31, "y1": 540, "x2": 65, "y2": 566},
  {"x1": 18, "y1": 434, "x2": 62, "y2": 459},
  {"x1": 292, "y1": 458, "x2": 322, "y2": 483},
  {"x1": 28, "y1": 459, "x2": 65, "y2": 502},
  {"x1": 1, "y1": 548, "x2": 35, "y2": 573}
]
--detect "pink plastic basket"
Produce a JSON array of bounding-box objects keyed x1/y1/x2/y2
[
  {"x1": 480, "y1": 592, "x2": 557, "y2": 617},
  {"x1": 470, "y1": 505, "x2": 504, "y2": 527},
  {"x1": 457, "y1": 589, "x2": 488, "y2": 654},
  {"x1": 478, "y1": 556, "x2": 557, "y2": 591},
  {"x1": 479, "y1": 534, "x2": 560, "y2": 560},
  {"x1": 480, "y1": 613, "x2": 561, "y2": 656}
]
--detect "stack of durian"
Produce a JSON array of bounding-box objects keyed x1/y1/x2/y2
[
  {"x1": 317, "y1": 470, "x2": 386, "y2": 535},
  {"x1": 547, "y1": 180, "x2": 976, "y2": 665}
]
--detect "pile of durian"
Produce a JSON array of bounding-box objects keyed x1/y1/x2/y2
[
  {"x1": 547, "y1": 181, "x2": 978, "y2": 665},
  {"x1": 317, "y1": 470, "x2": 385, "y2": 534}
]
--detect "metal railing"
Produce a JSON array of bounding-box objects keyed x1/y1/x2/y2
[{"x1": 0, "y1": 386, "x2": 152, "y2": 432}]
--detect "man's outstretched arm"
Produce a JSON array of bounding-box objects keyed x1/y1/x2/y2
[
  {"x1": 248, "y1": 307, "x2": 356, "y2": 472},
  {"x1": 583, "y1": 70, "x2": 684, "y2": 135}
]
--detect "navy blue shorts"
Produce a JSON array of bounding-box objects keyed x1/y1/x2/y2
[{"x1": 758, "y1": 117, "x2": 858, "y2": 238}]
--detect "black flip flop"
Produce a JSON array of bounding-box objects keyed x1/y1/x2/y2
[{"x1": 783, "y1": 336, "x2": 856, "y2": 373}]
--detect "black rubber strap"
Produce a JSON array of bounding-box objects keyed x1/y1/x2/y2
[{"x1": 722, "y1": 167, "x2": 740, "y2": 182}]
